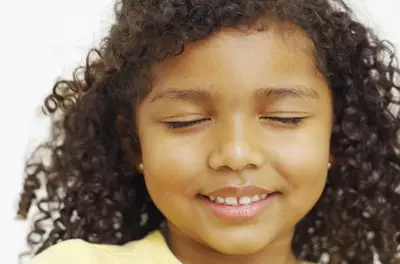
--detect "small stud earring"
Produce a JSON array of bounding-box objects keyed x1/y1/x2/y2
[
  {"x1": 328, "y1": 162, "x2": 331, "y2": 169},
  {"x1": 395, "y1": 184, "x2": 400, "y2": 194},
  {"x1": 138, "y1": 163, "x2": 144, "y2": 172}
]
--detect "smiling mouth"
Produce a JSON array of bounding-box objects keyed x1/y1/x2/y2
[
  {"x1": 198, "y1": 192, "x2": 281, "y2": 222},
  {"x1": 199, "y1": 192, "x2": 280, "y2": 206}
]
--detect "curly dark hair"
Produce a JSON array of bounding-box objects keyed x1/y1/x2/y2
[{"x1": 18, "y1": 0, "x2": 400, "y2": 263}]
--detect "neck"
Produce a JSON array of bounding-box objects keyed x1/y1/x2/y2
[{"x1": 163, "y1": 225, "x2": 301, "y2": 264}]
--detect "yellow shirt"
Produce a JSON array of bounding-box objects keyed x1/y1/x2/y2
[
  {"x1": 31, "y1": 231, "x2": 182, "y2": 264},
  {"x1": 31, "y1": 230, "x2": 314, "y2": 264}
]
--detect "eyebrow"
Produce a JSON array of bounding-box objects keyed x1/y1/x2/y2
[
  {"x1": 150, "y1": 86, "x2": 319, "y2": 103},
  {"x1": 254, "y1": 86, "x2": 320, "y2": 101},
  {"x1": 150, "y1": 88, "x2": 218, "y2": 103}
]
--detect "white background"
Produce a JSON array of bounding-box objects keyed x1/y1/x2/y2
[{"x1": 0, "y1": 0, "x2": 399, "y2": 263}]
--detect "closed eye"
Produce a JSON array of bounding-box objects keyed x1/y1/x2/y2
[
  {"x1": 165, "y1": 117, "x2": 304, "y2": 129},
  {"x1": 261, "y1": 117, "x2": 304, "y2": 125},
  {"x1": 165, "y1": 119, "x2": 210, "y2": 129}
]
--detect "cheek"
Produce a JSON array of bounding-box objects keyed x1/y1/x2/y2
[
  {"x1": 260, "y1": 133, "x2": 329, "y2": 229},
  {"x1": 140, "y1": 132, "x2": 205, "y2": 198},
  {"x1": 271, "y1": 129, "x2": 330, "y2": 213}
]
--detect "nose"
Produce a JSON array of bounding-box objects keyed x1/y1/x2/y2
[{"x1": 208, "y1": 119, "x2": 265, "y2": 172}]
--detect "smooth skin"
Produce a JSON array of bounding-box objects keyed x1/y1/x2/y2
[{"x1": 134, "y1": 24, "x2": 333, "y2": 264}]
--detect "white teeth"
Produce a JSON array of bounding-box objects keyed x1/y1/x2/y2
[
  {"x1": 206, "y1": 193, "x2": 273, "y2": 206},
  {"x1": 225, "y1": 197, "x2": 238, "y2": 205},
  {"x1": 216, "y1": 197, "x2": 225, "y2": 204},
  {"x1": 251, "y1": 195, "x2": 261, "y2": 202},
  {"x1": 238, "y1": 196, "x2": 252, "y2": 205}
]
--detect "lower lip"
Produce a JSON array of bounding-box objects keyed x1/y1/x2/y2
[{"x1": 199, "y1": 193, "x2": 279, "y2": 222}]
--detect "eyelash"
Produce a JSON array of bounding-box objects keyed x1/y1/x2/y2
[
  {"x1": 262, "y1": 117, "x2": 304, "y2": 125},
  {"x1": 166, "y1": 119, "x2": 210, "y2": 129},
  {"x1": 165, "y1": 117, "x2": 304, "y2": 129}
]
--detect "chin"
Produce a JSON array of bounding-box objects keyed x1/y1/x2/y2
[
  {"x1": 213, "y1": 240, "x2": 268, "y2": 255},
  {"x1": 205, "y1": 231, "x2": 272, "y2": 255}
]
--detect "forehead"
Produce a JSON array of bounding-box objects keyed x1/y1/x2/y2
[{"x1": 150, "y1": 24, "x2": 324, "y2": 92}]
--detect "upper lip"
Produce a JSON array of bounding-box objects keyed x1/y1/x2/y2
[{"x1": 203, "y1": 186, "x2": 275, "y2": 198}]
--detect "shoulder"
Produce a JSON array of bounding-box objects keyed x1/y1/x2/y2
[
  {"x1": 30, "y1": 239, "x2": 96, "y2": 264},
  {"x1": 30, "y1": 231, "x2": 169, "y2": 264}
]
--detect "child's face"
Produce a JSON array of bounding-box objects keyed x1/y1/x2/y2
[{"x1": 136, "y1": 25, "x2": 332, "y2": 254}]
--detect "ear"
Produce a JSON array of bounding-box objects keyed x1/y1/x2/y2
[{"x1": 115, "y1": 115, "x2": 142, "y2": 171}]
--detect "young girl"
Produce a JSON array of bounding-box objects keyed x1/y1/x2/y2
[{"x1": 19, "y1": 0, "x2": 400, "y2": 263}]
